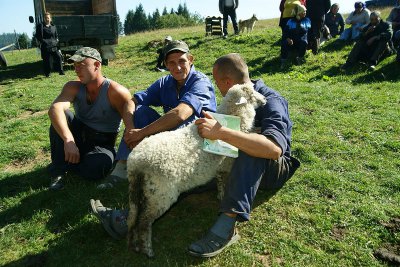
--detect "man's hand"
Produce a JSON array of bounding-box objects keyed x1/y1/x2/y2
[
  {"x1": 64, "y1": 139, "x2": 80, "y2": 164},
  {"x1": 124, "y1": 128, "x2": 145, "y2": 149},
  {"x1": 195, "y1": 111, "x2": 222, "y2": 140},
  {"x1": 287, "y1": 38, "x2": 294, "y2": 46}
]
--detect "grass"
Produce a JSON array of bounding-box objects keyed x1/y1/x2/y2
[{"x1": 0, "y1": 12, "x2": 399, "y2": 266}]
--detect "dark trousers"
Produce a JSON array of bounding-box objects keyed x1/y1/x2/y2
[
  {"x1": 347, "y1": 39, "x2": 390, "y2": 65},
  {"x1": 49, "y1": 110, "x2": 116, "y2": 180},
  {"x1": 220, "y1": 151, "x2": 300, "y2": 221},
  {"x1": 309, "y1": 16, "x2": 325, "y2": 40},
  {"x1": 41, "y1": 47, "x2": 63, "y2": 76},
  {"x1": 281, "y1": 38, "x2": 308, "y2": 59},
  {"x1": 222, "y1": 6, "x2": 239, "y2": 35}
]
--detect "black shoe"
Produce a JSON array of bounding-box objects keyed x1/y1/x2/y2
[
  {"x1": 340, "y1": 62, "x2": 352, "y2": 71},
  {"x1": 59, "y1": 71, "x2": 65, "y2": 75},
  {"x1": 49, "y1": 175, "x2": 64, "y2": 190}
]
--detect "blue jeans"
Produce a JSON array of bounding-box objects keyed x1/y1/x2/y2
[
  {"x1": 339, "y1": 23, "x2": 363, "y2": 41},
  {"x1": 220, "y1": 151, "x2": 299, "y2": 221}
]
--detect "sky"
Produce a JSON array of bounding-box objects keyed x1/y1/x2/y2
[{"x1": 1, "y1": 0, "x2": 357, "y2": 36}]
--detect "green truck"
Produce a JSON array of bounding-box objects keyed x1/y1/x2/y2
[{"x1": 30, "y1": 0, "x2": 118, "y2": 65}]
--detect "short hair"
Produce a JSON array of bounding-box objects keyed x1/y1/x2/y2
[
  {"x1": 370, "y1": 11, "x2": 381, "y2": 19},
  {"x1": 45, "y1": 12, "x2": 51, "y2": 17},
  {"x1": 214, "y1": 53, "x2": 250, "y2": 84},
  {"x1": 331, "y1": 3, "x2": 340, "y2": 10}
]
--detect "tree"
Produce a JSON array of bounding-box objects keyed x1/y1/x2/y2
[
  {"x1": 124, "y1": 10, "x2": 134, "y2": 35},
  {"x1": 131, "y1": 4, "x2": 149, "y2": 33},
  {"x1": 151, "y1": 8, "x2": 161, "y2": 29},
  {"x1": 116, "y1": 14, "x2": 124, "y2": 35},
  {"x1": 17, "y1": 33, "x2": 30, "y2": 49},
  {"x1": 162, "y1": 7, "x2": 168, "y2": 16}
]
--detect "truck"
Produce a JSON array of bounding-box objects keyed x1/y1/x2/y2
[
  {"x1": 29, "y1": 0, "x2": 118, "y2": 65},
  {"x1": 365, "y1": 0, "x2": 397, "y2": 8}
]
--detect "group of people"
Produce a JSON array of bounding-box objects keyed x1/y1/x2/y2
[
  {"x1": 279, "y1": 0, "x2": 400, "y2": 70},
  {"x1": 47, "y1": 40, "x2": 300, "y2": 257}
]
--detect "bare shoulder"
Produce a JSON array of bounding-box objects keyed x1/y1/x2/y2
[
  {"x1": 108, "y1": 80, "x2": 131, "y2": 98},
  {"x1": 54, "y1": 81, "x2": 80, "y2": 101}
]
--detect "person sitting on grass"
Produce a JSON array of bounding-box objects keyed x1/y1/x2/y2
[
  {"x1": 324, "y1": 3, "x2": 345, "y2": 38},
  {"x1": 341, "y1": 11, "x2": 392, "y2": 71},
  {"x1": 339, "y1": 2, "x2": 370, "y2": 42},
  {"x1": 387, "y1": 0, "x2": 400, "y2": 48},
  {"x1": 280, "y1": 4, "x2": 312, "y2": 69},
  {"x1": 96, "y1": 40, "x2": 217, "y2": 190},
  {"x1": 47, "y1": 47, "x2": 134, "y2": 190},
  {"x1": 155, "y1": 35, "x2": 173, "y2": 72}
]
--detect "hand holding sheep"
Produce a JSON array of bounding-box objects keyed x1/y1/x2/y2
[
  {"x1": 195, "y1": 111, "x2": 222, "y2": 140},
  {"x1": 124, "y1": 128, "x2": 145, "y2": 149}
]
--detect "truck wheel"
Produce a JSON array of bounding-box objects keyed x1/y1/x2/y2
[{"x1": 102, "y1": 59, "x2": 109, "y2": 66}]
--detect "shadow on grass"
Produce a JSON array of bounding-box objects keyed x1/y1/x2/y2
[
  {"x1": 352, "y1": 60, "x2": 400, "y2": 84},
  {"x1": 1, "y1": 165, "x2": 283, "y2": 265},
  {"x1": 0, "y1": 61, "x2": 43, "y2": 83}
]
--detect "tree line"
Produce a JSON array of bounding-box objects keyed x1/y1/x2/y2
[
  {"x1": 123, "y1": 3, "x2": 203, "y2": 35},
  {"x1": 0, "y1": 33, "x2": 30, "y2": 50}
]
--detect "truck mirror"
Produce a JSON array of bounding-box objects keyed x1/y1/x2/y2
[{"x1": 29, "y1": 16, "x2": 34, "y2": 23}]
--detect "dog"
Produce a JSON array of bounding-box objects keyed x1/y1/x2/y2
[{"x1": 239, "y1": 14, "x2": 258, "y2": 33}]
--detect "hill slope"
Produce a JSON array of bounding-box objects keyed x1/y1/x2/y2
[{"x1": 0, "y1": 17, "x2": 399, "y2": 266}]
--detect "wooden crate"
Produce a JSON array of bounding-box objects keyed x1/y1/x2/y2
[{"x1": 205, "y1": 16, "x2": 223, "y2": 36}]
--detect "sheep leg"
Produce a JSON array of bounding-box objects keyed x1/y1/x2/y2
[
  {"x1": 138, "y1": 193, "x2": 178, "y2": 257},
  {"x1": 127, "y1": 174, "x2": 142, "y2": 253}
]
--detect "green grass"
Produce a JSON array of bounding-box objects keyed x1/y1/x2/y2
[{"x1": 0, "y1": 14, "x2": 399, "y2": 266}]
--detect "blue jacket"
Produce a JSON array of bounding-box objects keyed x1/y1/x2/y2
[{"x1": 283, "y1": 17, "x2": 312, "y2": 43}]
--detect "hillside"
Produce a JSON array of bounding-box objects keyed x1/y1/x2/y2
[{"x1": 0, "y1": 16, "x2": 399, "y2": 266}]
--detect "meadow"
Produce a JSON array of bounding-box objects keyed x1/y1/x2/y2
[{"x1": 0, "y1": 14, "x2": 399, "y2": 266}]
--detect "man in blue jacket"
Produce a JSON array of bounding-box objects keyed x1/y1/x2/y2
[{"x1": 188, "y1": 53, "x2": 300, "y2": 257}]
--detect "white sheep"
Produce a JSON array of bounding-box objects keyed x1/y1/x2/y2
[{"x1": 126, "y1": 83, "x2": 266, "y2": 257}]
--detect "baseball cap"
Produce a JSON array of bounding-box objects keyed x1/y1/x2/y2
[
  {"x1": 165, "y1": 35, "x2": 173, "y2": 41},
  {"x1": 69, "y1": 47, "x2": 102, "y2": 62},
  {"x1": 163, "y1": 40, "x2": 189, "y2": 60}
]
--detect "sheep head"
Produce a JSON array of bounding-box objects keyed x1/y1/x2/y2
[{"x1": 217, "y1": 83, "x2": 266, "y2": 132}]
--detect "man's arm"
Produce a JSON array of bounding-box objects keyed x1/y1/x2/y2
[
  {"x1": 124, "y1": 102, "x2": 194, "y2": 149},
  {"x1": 108, "y1": 81, "x2": 135, "y2": 131},
  {"x1": 48, "y1": 81, "x2": 80, "y2": 163},
  {"x1": 195, "y1": 112, "x2": 282, "y2": 160}
]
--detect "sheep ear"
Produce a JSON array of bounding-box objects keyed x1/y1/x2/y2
[{"x1": 235, "y1": 96, "x2": 248, "y2": 106}]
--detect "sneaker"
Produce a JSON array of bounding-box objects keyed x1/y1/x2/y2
[
  {"x1": 97, "y1": 175, "x2": 127, "y2": 190},
  {"x1": 295, "y1": 56, "x2": 305, "y2": 65},
  {"x1": 188, "y1": 229, "x2": 240, "y2": 258},
  {"x1": 222, "y1": 35, "x2": 228, "y2": 39},
  {"x1": 340, "y1": 62, "x2": 352, "y2": 71},
  {"x1": 49, "y1": 175, "x2": 64, "y2": 190},
  {"x1": 280, "y1": 59, "x2": 288, "y2": 70}
]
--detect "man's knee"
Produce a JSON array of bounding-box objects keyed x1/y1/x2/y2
[
  {"x1": 259, "y1": 157, "x2": 291, "y2": 190},
  {"x1": 80, "y1": 150, "x2": 114, "y2": 180}
]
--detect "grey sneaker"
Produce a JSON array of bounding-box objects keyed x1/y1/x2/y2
[
  {"x1": 97, "y1": 175, "x2": 127, "y2": 190},
  {"x1": 49, "y1": 175, "x2": 64, "y2": 190}
]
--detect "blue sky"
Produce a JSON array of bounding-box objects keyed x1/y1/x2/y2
[{"x1": 1, "y1": 0, "x2": 356, "y2": 36}]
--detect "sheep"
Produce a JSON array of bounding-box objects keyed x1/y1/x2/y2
[{"x1": 126, "y1": 83, "x2": 267, "y2": 257}]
